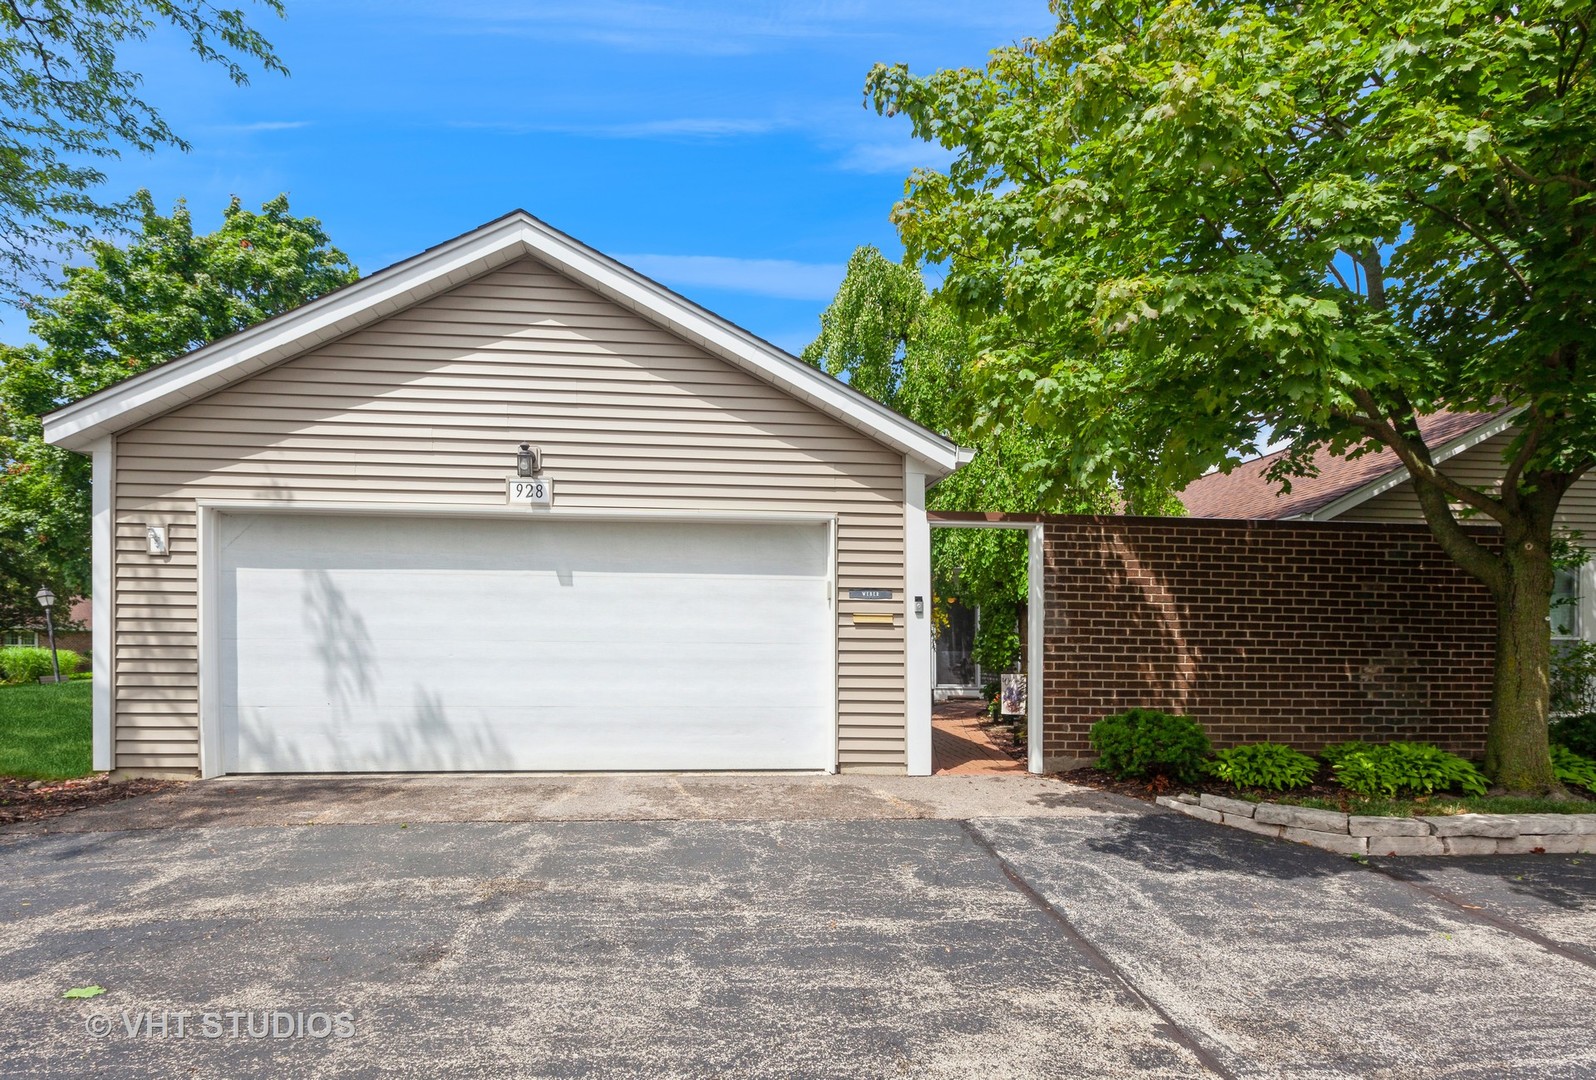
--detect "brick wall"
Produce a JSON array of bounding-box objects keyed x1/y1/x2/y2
[{"x1": 1035, "y1": 516, "x2": 1497, "y2": 769}]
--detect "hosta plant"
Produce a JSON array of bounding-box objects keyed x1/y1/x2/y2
[
  {"x1": 1332, "y1": 742, "x2": 1489, "y2": 799},
  {"x1": 1207, "y1": 743, "x2": 1320, "y2": 792},
  {"x1": 1550, "y1": 745, "x2": 1596, "y2": 795}
]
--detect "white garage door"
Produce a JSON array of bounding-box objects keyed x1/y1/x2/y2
[{"x1": 217, "y1": 513, "x2": 833, "y2": 772}]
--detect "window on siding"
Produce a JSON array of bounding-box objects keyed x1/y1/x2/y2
[
  {"x1": 2, "y1": 630, "x2": 38, "y2": 647},
  {"x1": 1552, "y1": 567, "x2": 1581, "y2": 639}
]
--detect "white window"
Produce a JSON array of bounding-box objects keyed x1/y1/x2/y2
[
  {"x1": 1553, "y1": 563, "x2": 1593, "y2": 640},
  {"x1": 2, "y1": 630, "x2": 38, "y2": 648}
]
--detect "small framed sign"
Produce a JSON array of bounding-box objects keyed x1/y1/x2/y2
[
  {"x1": 506, "y1": 477, "x2": 553, "y2": 505},
  {"x1": 848, "y1": 589, "x2": 893, "y2": 600},
  {"x1": 145, "y1": 524, "x2": 168, "y2": 556}
]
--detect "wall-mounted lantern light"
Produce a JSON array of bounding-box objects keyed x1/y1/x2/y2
[{"x1": 516, "y1": 443, "x2": 540, "y2": 477}]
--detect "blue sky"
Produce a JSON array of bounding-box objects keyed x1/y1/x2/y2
[{"x1": 3, "y1": 1, "x2": 1056, "y2": 352}]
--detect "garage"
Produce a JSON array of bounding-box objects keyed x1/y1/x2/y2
[
  {"x1": 43, "y1": 211, "x2": 970, "y2": 777},
  {"x1": 217, "y1": 513, "x2": 834, "y2": 773}
]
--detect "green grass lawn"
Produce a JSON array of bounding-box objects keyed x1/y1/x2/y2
[{"x1": 0, "y1": 679, "x2": 93, "y2": 781}]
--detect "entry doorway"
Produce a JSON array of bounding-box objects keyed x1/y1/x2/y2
[
  {"x1": 934, "y1": 597, "x2": 982, "y2": 696},
  {"x1": 923, "y1": 517, "x2": 1044, "y2": 775}
]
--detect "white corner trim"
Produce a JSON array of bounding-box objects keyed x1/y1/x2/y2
[
  {"x1": 1299, "y1": 413, "x2": 1518, "y2": 521},
  {"x1": 903, "y1": 460, "x2": 933, "y2": 776},
  {"x1": 827, "y1": 515, "x2": 841, "y2": 775},
  {"x1": 1027, "y1": 523, "x2": 1045, "y2": 776},
  {"x1": 90, "y1": 438, "x2": 113, "y2": 772},
  {"x1": 1580, "y1": 561, "x2": 1596, "y2": 645},
  {"x1": 41, "y1": 211, "x2": 968, "y2": 477},
  {"x1": 197, "y1": 506, "x2": 223, "y2": 778}
]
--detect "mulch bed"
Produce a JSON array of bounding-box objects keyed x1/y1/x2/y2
[
  {"x1": 982, "y1": 718, "x2": 1027, "y2": 761},
  {"x1": 1056, "y1": 766, "x2": 1346, "y2": 806},
  {"x1": 0, "y1": 775, "x2": 176, "y2": 827}
]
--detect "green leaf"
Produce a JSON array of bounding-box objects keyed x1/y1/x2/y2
[
  {"x1": 1, "y1": 195, "x2": 358, "y2": 630},
  {"x1": 62, "y1": 986, "x2": 105, "y2": 999},
  {"x1": 866, "y1": 0, "x2": 1596, "y2": 790}
]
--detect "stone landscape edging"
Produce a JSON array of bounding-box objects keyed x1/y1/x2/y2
[{"x1": 1155, "y1": 792, "x2": 1596, "y2": 856}]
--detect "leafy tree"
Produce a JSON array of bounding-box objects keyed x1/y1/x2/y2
[
  {"x1": 865, "y1": 0, "x2": 1595, "y2": 792},
  {"x1": 804, "y1": 246, "x2": 1170, "y2": 671},
  {"x1": 0, "y1": 193, "x2": 358, "y2": 620},
  {"x1": 0, "y1": 0, "x2": 286, "y2": 301}
]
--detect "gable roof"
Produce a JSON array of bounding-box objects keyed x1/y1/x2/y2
[
  {"x1": 1179, "y1": 409, "x2": 1516, "y2": 520},
  {"x1": 42, "y1": 210, "x2": 971, "y2": 478}
]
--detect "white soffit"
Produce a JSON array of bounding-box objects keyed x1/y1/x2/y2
[{"x1": 42, "y1": 211, "x2": 968, "y2": 476}]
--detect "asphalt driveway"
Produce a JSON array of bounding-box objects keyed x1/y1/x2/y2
[{"x1": 0, "y1": 775, "x2": 1592, "y2": 1078}]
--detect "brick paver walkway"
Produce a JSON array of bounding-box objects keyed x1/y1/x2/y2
[{"x1": 931, "y1": 699, "x2": 1026, "y2": 775}]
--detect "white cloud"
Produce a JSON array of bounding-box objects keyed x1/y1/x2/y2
[
  {"x1": 612, "y1": 117, "x2": 782, "y2": 138},
  {"x1": 835, "y1": 139, "x2": 954, "y2": 175},
  {"x1": 452, "y1": 117, "x2": 785, "y2": 140},
  {"x1": 211, "y1": 120, "x2": 311, "y2": 133},
  {"x1": 393, "y1": 0, "x2": 1049, "y2": 56},
  {"x1": 616, "y1": 253, "x2": 845, "y2": 301}
]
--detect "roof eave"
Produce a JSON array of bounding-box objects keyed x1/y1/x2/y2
[
  {"x1": 42, "y1": 211, "x2": 965, "y2": 476},
  {"x1": 1298, "y1": 412, "x2": 1518, "y2": 521}
]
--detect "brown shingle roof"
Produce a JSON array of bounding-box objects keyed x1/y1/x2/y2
[{"x1": 1178, "y1": 410, "x2": 1511, "y2": 520}]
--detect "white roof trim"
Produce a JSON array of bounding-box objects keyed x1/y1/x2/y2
[
  {"x1": 42, "y1": 211, "x2": 967, "y2": 477},
  {"x1": 1296, "y1": 413, "x2": 1517, "y2": 521}
]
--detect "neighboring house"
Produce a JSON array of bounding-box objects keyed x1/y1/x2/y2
[
  {"x1": 1179, "y1": 410, "x2": 1596, "y2": 646},
  {"x1": 3, "y1": 598, "x2": 92, "y2": 663},
  {"x1": 41, "y1": 211, "x2": 971, "y2": 778}
]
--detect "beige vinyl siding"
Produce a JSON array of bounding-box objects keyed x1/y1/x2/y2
[
  {"x1": 1340, "y1": 430, "x2": 1596, "y2": 539},
  {"x1": 113, "y1": 257, "x2": 907, "y2": 772}
]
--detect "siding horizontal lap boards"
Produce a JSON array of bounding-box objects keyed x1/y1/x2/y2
[
  {"x1": 114, "y1": 258, "x2": 906, "y2": 772},
  {"x1": 1341, "y1": 429, "x2": 1596, "y2": 532}
]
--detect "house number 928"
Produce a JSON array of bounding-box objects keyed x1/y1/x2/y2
[{"x1": 506, "y1": 478, "x2": 553, "y2": 504}]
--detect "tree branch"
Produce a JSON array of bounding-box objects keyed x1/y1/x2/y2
[
  {"x1": 1499, "y1": 406, "x2": 1545, "y2": 510},
  {"x1": 1407, "y1": 192, "x2": 1534, "y2": 300},
  {"x1": 1342, "y1": 389, "x2": 1509, "y2": 524},
  {"x1": 1356, "y1": 245, "x2": 1386, "y2": 310},
  {"x1": 1498, "y1": 154, "x2": 1593, "y2": 193},
  {"x1": 1339, "y1": 395, "x2": 1509, "y2": 592},
  {"x1": 1326, "y1": 257, "x2": 1351, "y2": 293},
  {"x1": 1559, "y1": 20, "x2": 1589, "y2": 97}
]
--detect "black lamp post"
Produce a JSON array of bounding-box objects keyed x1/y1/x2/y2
[{"x1": 35, "y1": 586, "x2": 61, "y2": 684}]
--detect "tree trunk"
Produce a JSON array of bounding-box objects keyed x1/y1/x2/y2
[{"x1": 1484, "y1": 526, "x2": 1561, "y2": 794}]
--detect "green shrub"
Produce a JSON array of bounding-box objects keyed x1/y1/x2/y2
[
  {"x1": 1551, "y1": 745, "x2": 1596, "y2": 795},
  {"x1": 0, "y1": 647, "x2": 81, "y2": 684},
  {"x1": 1089, "y1": 709, "x2": 1211, "y2": 785},
  {"x1": 1207, "y1": 742, "x2": 1320, "y2": 791},
  {"x1": 1551, "y1": 640, "x2": 1596, "y2": 716},
  {"x1": 1550, "y1": 713, "x2": 1596, "y2": 759},
  {"x1": 981, "y1": 679, "x2": 1001, "y2": 719},
  {"x1": 1318, "y1": 741, "x2": 1370, "y2": 768},
  {"x1": 1332, "y1": 742, "x2": 1489, "y2": 798}
]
